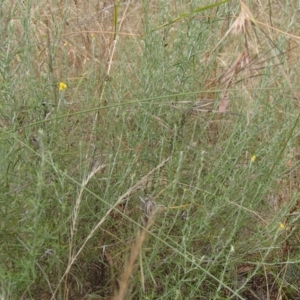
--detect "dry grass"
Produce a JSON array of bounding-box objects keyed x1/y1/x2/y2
[{"x1": 1, "y1": 0, "x2": 300, "y2": 299}]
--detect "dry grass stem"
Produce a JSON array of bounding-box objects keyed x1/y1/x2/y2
[
  {"x1": 98, "y1": 1, "x2": 131, "y2": 105},
  {"x1": 115, "y1": 217, "x2": 154, "y2": 300}
]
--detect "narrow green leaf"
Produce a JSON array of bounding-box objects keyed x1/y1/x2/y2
[
  {"x1": 153, "y1": 0, "x2": 229, "y2": 31},
  {"x1": 113, "y1": 0, "x2": 120, "y2": 40}
]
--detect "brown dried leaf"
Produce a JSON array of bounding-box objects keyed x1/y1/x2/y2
[{"x1": 218, "y1": 92, "x2": 229, "y2": 112}]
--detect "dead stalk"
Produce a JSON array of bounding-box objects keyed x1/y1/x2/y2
[{"x1": 115, "y1": 215, "x2": 154, "y2": 300}]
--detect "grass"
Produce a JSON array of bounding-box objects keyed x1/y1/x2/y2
[{"x1": 1, "y1": 0, "x2": 300, "y2": 299}]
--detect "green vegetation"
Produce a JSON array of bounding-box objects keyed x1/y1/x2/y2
[{"x1": 1, "y1": 1, "x2": 300, "y2": 299}]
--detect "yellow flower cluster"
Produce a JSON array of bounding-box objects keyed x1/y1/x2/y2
[
  {"x1": 279, "y1": 222, "x2": 285, "y2": 230},
  {"x1": 59, "y1": 82, "x2": 67, "y2": 91}
]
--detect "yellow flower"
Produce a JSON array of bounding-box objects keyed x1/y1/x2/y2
[
  {"x1": 251, "y1": 155, "x2": 256, "y2": 162},
  {"x1": 59, "y1": 82, "x2": 67, "y2": 91},
  {"x1": 279, "y1": 222, "x2": 285, "y2": 230},
  {"x1": 91, "y1": 33, "x2": 95, "y2": 39}
]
